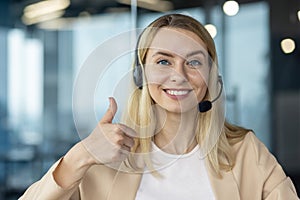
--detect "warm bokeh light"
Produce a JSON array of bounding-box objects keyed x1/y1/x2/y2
[
  {"x1": 223, "y1": 0, "x2": 240, "y2": 16},
  {"x1": 280, "y1": 38, "x2": 296, "y2": 54},
  {"x1": 297, "y1": 10, "x2": 300, "y2": 21},
  {"x1": 204, "y1": 24, "x2": 217, "y2": 38},
  {"x1": 22, "y1": 10, "x2": 65, "y2": 25},
  {"x1": 22, "y1": 0, "x2": 70, "y2": 25}
]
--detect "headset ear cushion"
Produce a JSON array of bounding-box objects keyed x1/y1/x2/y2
[{"x1": 133, "y1": 64, "x2": 143, "y2": 89}]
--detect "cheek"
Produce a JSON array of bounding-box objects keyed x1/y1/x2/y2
[
  {"x1": 147, "y1": 84, "x2": 161, "y2": 103},
  {"x1": 190, "y1": 71, "x2": 209, "y2": 100},
  {"x1": 195, "y1": 80, "x2": 208, "y2": 100},
  {"x1": 147, "y1": 84, "x2": 157, "y2": 95},
  {"x1": 145, "y1": 67, "x2": 169, "y2": 85}
]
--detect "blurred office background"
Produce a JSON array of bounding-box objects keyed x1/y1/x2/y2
[{"x1": 0, "y1": 0, "x2": 299, "y2": 199}]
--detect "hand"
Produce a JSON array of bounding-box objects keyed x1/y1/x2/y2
[{"x1": 82, "y1": 97, "x2": 136, "y2": 166}]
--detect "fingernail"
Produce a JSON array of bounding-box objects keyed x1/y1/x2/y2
[{"x1": 108, "y1": 97, "x2": 113, "y2": 109}]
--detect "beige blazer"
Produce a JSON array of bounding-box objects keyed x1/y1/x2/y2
[{"x1": 20, "y1": 132, "x2": 299, "y2": 200}]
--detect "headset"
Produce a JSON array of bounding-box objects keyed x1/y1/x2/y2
[
  {"x1": 198, "y1": 75, "x2": 223, "y2": 112},
  {"x1": 133, "y1": 51, "x2": 143, "y2": 89}
]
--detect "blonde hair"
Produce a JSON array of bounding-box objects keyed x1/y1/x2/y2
[{"x1": 124, "y1": 14, "x2": 250, "y2": 177}]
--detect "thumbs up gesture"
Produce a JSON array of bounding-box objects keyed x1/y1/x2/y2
[{"x1": 83, "y1": 97, "x2": 136, "y2": 166}]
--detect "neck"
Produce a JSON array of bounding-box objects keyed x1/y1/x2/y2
[{"x1": 153, "y1": 106, "x2": 199, "y2": 155}]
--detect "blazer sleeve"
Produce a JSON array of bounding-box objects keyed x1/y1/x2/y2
[
  {"x1": 19, "y1": 158, "x2": 81, "y2": 200},
  {"x1": 264, "y1": 177, "x2": 299, "y2": 200},
  {"x1": 248, "y1": 133, "x2": 299, "y2": 200}
]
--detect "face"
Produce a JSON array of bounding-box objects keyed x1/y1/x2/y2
[{"x1": 144, "y1": 27, "x2": 210, "y2": 113}]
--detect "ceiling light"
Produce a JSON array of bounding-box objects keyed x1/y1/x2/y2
[
  {"x1": 22, "y1": 0, "x2": 70, "y2": 25},
  {"x1": 223, "y1": 0, "x2": 239, "y2": 16},
  {"x1": 24, "y1": 0, "x2": 70, "y2": 19},
  {"x1": 280, "y1": 38, "x2": 296, "y2": 54},
  {"x1": 204, "y1": 24, "x2": 217, "y2": 38},
  {"x1": 118, "y1": 0, "x2": 173, "y2": 12},
  {"x1": 22, "y1": 10, "x2": 65, "y2": 25}
]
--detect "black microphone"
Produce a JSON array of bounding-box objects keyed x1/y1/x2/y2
[{"x1": 198, "y1": 75, "x2": 223, "y2": 113}]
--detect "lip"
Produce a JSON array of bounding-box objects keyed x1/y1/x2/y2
[{"x1": 163, "y1": 88, "x2": 192, "y2": 100}]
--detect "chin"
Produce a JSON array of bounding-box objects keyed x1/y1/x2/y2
[{"x1": 165, "y1": 105, "x2": 197, "y2": 114}]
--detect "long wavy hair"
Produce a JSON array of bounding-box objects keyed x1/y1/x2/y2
[{"x1": 123, "y1": 14, "x2": 250, "y2": 177}]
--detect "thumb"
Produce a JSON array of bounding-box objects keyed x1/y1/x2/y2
[{"x1": 100, "y1": 97, "x2": 118, "y2": 123}]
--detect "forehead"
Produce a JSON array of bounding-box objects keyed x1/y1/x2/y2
[{"x1": 148, "y1": 27, "x2": 208, "y2": 57}]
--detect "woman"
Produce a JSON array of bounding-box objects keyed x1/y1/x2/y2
[{"x1": 20, "y1": 14, "x2": 298, "y2": 200}]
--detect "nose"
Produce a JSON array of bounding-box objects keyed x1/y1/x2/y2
[{"x1": 169, "y1": 62, "x2": 187, "y2": 83}]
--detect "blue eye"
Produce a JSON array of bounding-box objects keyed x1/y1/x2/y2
[
  {"x1": 157, "y1": 60, "x2": 170, "y2": 65},
  {"x1": 187, "y1": 60, "x2": 202, "y2": 68}
]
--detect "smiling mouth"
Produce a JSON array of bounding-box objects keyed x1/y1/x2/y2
[{"x1": 164, "y1": 89, "x2": 191, "y2": 96}]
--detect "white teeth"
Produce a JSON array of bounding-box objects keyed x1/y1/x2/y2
[{"x1": 166, "y1": 90, "x2": 189, "y2": 95}]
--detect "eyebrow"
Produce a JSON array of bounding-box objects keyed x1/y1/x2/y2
[
  {"x1": 152, "y1": 51, "x2": 174, "y2": 58},
  {"x1": 186, "y1": 50, "x2": 206, "y2": 58},
  {"x1": 152, "y1": 50, "x2": 206, "y2": 58}
]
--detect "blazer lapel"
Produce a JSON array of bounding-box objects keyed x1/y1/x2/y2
[
  {"x1": 206, "y1": 161, "x2": 241, "y2": 200},
  {"x1": 108, "y1": 170, "x2": 142, "y2": 200}
]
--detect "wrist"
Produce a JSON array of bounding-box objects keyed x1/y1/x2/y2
[
  {"x1": 65, "y1": 142, "x2": 96, "y2": 169},
  {"x1": 52, "y1": 142, "x2": 95, "y2": 189}
]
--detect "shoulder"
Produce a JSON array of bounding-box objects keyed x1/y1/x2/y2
[
  {"x1": 231, "y1": 132, "x2": 298, "y2": 198},
  {"x1": 231, "y1": 131, "x2": 287, "y2": 184},
  {"x1": 232, "y1": 131, "x2": 279, "y2": 167}
]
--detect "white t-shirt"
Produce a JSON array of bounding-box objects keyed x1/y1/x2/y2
[{"x1": 135, "y1": 142, "x2": 215, "y2": 200}]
